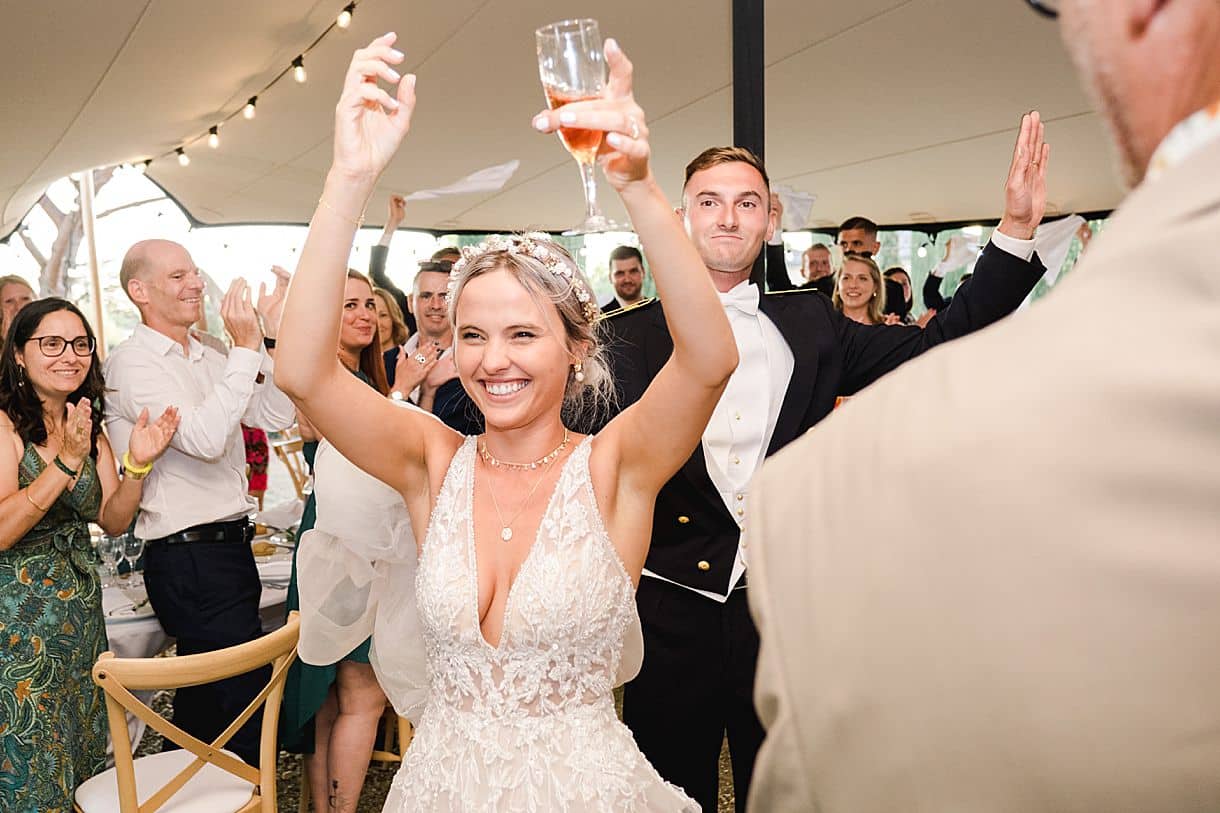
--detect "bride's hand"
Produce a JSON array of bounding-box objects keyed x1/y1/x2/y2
[
  {"x1": 531, "y1": 38, "x2": 651, "y2": 192},
  {"x1": 333, "y1": 32, "x2": 418, "y2": 180}
]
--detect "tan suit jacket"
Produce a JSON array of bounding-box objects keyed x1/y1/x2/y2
[{"x1": 747, "y1": 137, "x2": 1220, "y2": 812}]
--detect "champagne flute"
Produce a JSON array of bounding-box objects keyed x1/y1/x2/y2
[{"x1": 536, "y1": 18, "x2": 623, "y2": 234}]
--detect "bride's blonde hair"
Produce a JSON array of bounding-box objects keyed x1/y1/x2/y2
[{"x1": 447, "y1": 234, "x2": 614, "y2": 423}]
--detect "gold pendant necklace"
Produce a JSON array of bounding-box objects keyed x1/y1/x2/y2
[{"x1": 482, "y1": 431, "x2": 568, "y2": 542}]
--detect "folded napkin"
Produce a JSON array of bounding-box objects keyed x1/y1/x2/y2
[
  {"x1": 254, "y1": 499, "x2": 304, "y2": 530},
  {"x1": 257, "y1": 559, "x2": 293, "y2": 585}
]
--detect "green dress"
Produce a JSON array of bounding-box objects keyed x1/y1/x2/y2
[
  {"x1": 280, "y1": 372, "x2": 374, "y2": 754},
  {"x1": 0, "y1": 445, "x2": 107, "y2": 813}
]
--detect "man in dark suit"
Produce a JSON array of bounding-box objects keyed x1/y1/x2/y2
[
  {"x1": 600, "y1": 244, "x2": 648, "y2": 314},
  {"x1": 601, "y1": 138, "x2": 1048, "y2": 811}
]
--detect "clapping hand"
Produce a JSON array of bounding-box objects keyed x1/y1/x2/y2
[
  {"x1": 59, "y1": 397, "x2": 94, "y2": 469},
  {"x1": 423, "y1": 351, "x2": 458, "y2": 392},
  {"x1": 257, "y1": 265, "x2": 292, "y2": 339},
  {"x1": 532, "y1": 39, "x2": 651, "y2": 192},
  {"x1": 221, "y1": 279, "x2": 263, "y2": 351},
  {"x1": 393, "y1": 342, "x2": 441, "y2": 395},
  {"x1": 127, "y1": 406, "x2": 180, "y2": 467},
  {"x1": 997, "y1": 111, "x2": 1051, "y2": 240},
  {"x1": 333, "y1": 33, "x2": 417, "y2": 180}
]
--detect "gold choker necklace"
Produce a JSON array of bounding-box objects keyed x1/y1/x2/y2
[{"x1": 479, "y1": 429, "x2": 570, "y2": 472}]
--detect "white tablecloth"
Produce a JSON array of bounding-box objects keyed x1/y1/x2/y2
[{"x1": 101, "y1": 554, "x2": 292, "y2": 756}]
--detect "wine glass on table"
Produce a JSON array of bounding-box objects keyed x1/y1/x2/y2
[
  {"x1": 123, "y1": 534, "x2": 146, "y2": 588},
  {"x1": 536, "y1": 18, "x2": 622, "y2": 233},
  {"x1": 97, "y1": 534, "x2": 122, "y2": 588}
]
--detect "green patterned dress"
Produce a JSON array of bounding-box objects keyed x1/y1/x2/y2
[{"x1": 0, "y1": 445, "x2": 107, "y2": 812}]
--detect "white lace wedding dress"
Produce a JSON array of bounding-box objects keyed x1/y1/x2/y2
[{"x1": 296, "y1": 430, "x2": 698, "y2": 812}]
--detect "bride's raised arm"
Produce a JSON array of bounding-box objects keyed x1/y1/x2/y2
[
  {"x1": 532, "y1": 40, "x2": 738, "y2": 508},
  {"x1": 276, "y1": 34, "x2": 456, "y2": 497}
]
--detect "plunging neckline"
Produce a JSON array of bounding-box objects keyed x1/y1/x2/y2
[{"x1": 466, "y1": 434, "x2": 591, "y2": 651}]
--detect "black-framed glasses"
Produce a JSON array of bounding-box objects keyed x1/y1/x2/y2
[
  {"x1": 1026, "y1": 0, "x2": 1058, "y2": 18},
  {"x1": 418, "y1": 260, "x2": 454, "y2": 273},
  {"x1": 26, "y1": 335, "x2": 95, "y2": 357}
]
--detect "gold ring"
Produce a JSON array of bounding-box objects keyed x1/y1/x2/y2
[{"x1": 415, "y1": 353, "x2": 428, "y2": 364}]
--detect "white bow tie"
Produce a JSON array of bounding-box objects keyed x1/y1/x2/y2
[{"x1": 719, "y1": 284, "x2": 760, "y2": 316}]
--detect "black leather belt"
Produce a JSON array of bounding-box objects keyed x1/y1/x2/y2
[{"x1": 147, "y1": 518, "x2": 253, "y2": 547}]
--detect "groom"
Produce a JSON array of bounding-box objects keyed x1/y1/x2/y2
[{"x1": 601, "y1": 117, "x2": 1052, "y2": 810}]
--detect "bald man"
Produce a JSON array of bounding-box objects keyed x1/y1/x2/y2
[
  {"x1": 103, "y1": 240, "x2": 295, "y2": 766},
  {"x1": 748, "y1": 1, "x2": 1220, "y2": 810}
]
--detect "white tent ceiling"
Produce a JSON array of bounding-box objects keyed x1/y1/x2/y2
[{"x1": 1, "y1": 0, "x2": 1121, "y2": 237}]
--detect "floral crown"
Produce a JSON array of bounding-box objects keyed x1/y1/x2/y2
[{"x1": 448, "y1": 233, "x2": 600, "y2": 324}]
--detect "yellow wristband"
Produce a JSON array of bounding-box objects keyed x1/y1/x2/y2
[{"x1": 122, "y1": 451, "x2": 154, "y2": 480}]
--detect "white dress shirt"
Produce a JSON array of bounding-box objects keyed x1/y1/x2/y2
[
  {"x1": 643, "y1": 281, "x2": 794, "y2": 603},
  {"x1": 103, "y1": 324, "x2": 296, "y2": 539}
]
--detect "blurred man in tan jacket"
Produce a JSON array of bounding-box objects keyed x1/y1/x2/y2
[{"x1": 747, "y1": 1, "x2": 1220, "y2": 811}]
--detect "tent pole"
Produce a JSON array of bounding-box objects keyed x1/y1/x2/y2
[
  {"x1": 732, "y1": 0, "x2": 767, "y2": 285},
  {"x1": 80, "y1": 168, "x2": 106, "y2": 359}
]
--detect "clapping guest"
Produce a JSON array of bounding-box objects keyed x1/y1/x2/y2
[
  {"x1": 282, "y1": 269, "x2": 389, "y2": 811},
  {"x1": 0, "y1": 298, "x2": 178, "y2": 811},
  {"x1": 833, "y1": 254, "x2": 888, "y2": 325},
  {"x1": 104, "y1": 239, "x2": 296, "y2": 767},
  {"x1": 373, "y1": 287, "x2": 410, "y2": 386},
  {"x1": 0, "y1": 275, "x2": 36, "y2": 341},
  {"x1": 391, "y1": 257, "x2": 453, "y2": 402}
]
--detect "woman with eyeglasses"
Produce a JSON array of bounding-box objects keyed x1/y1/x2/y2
[{"x1": 0, "y1": 298, "x2": 178, "y2": 810}]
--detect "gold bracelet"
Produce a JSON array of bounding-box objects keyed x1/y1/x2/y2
[
  {"x1": 317, "y1": 197, "x2": 366, "y2": 227},
  {"x1": 24, "y1": 488, "x2": 50, "y2": 513}
]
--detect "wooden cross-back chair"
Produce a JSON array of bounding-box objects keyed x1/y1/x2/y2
[
  {"x1": 270, "y1": 432, "x2": 310, "y2": 501},
  {"x1": 74, "y1": 613, "x2": 300, "y2": 813}
]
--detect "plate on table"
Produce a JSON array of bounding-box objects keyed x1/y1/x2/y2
[
  {"x1": 102, "y1": 586, "x2": 156, "y2": 622},
  {"x1": 257, "y1": 558, "x2": 293, "y2": 588}
]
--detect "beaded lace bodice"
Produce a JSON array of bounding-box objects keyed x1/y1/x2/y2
[{"x1": 416, "y1": 435, "x2": 635, "y2": 720}]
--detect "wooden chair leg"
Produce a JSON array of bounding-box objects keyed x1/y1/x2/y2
[{"x1": 397, "y1": 715, "x2": 413, "y2": 754}]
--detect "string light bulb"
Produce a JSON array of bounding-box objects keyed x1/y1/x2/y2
[
  {"x1": 337, "y1": 4, "x2": 354, "y2": 28},
  {"x1": 917, "y1": 244, "x2": 928, "y2": 258},
  {"x1": 207, "y1": 126, "x2": 220, "y2": 149},
  {"x1": 292, "y1": 55, "x2": 307, "y2": 83},
  {"x1": 176, "y1": 148, "x2": 190, "y2": 167},
  {"x1": 243, "y1": 96, "x2": 258, "y2": 119}
]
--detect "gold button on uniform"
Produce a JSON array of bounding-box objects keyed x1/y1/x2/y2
[
  {"x1": 677, "y1": 515, "x2": 690, "y2": 524},
  {"x1": 697, "y1": 560, "x2": 711, "y2": 571},
  {"x1": 736, "y1": 493, "x2": 744, "y2": 501}
]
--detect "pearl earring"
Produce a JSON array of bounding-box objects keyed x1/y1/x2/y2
[{"x1": 573, "y1": 361, "x2": 586, "y2": 384}]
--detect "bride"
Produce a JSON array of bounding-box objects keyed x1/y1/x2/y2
[{"x1": 275, "y1": 32, "x2": 736, "y2": 811}]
